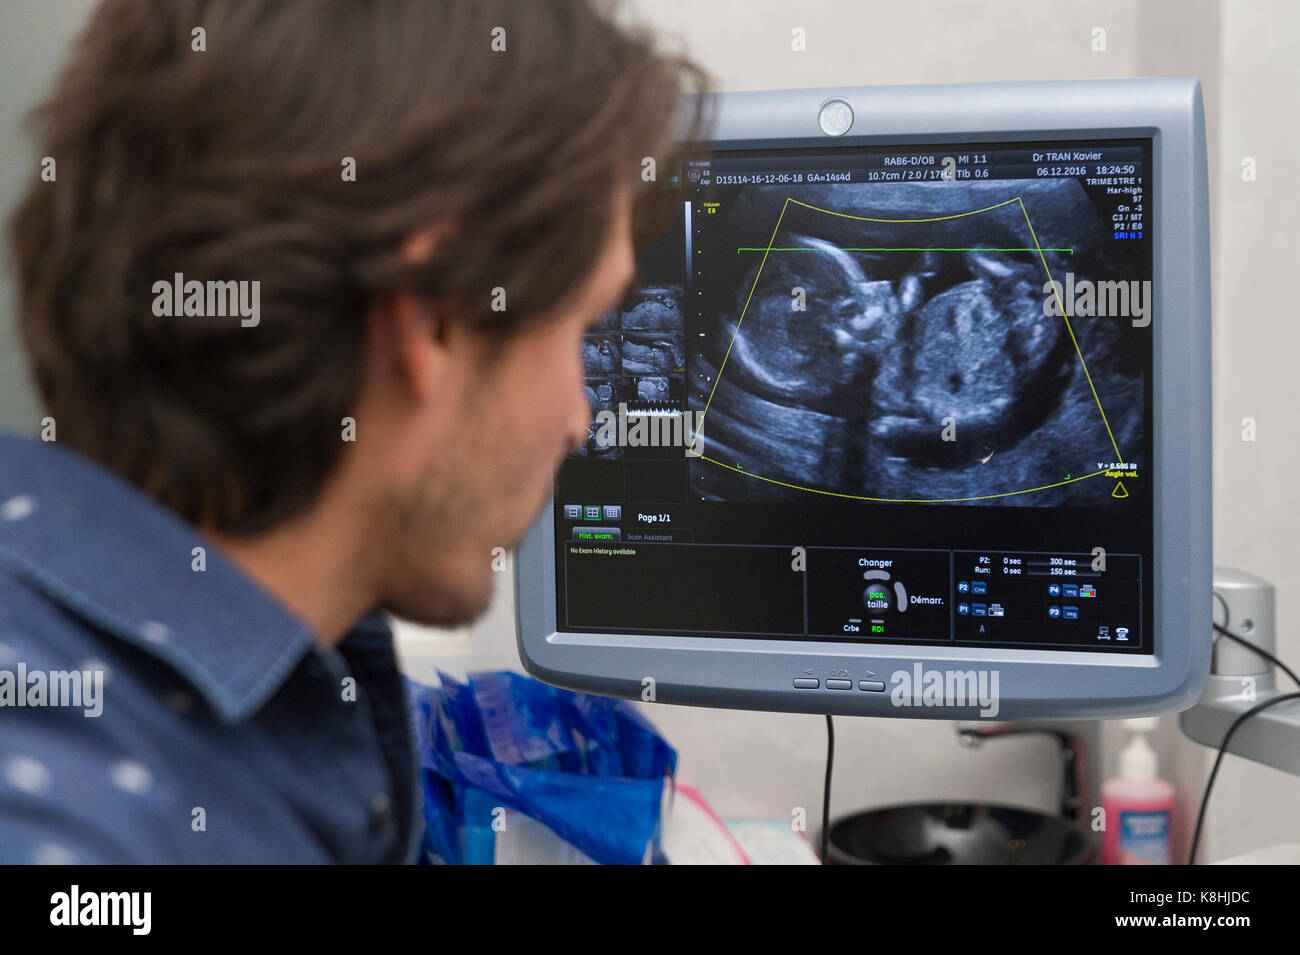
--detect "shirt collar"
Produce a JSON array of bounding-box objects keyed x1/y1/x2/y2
[{"x1": 0, "y1": 430, "x2": 320, "y2": 725}]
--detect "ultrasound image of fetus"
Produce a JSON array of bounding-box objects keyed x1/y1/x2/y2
[
  {"x1": 622, "y1": 286, "x2": 684, "y2": 330},
  {"x1": 692, "y1": 179, "x2": 1144, "y2": 506},
  {"x1": 582, "y1": 335, "x2": 621, "y2": 375},
  {"x1": 635, "y1": 376, "x2": 672, "y2": 404},
  {"x1": 574, "y1": 378, "x2": 620, "y2": 457},
  {"x1": 623, "y1": 334, "x2": 685, "y2": 375}
]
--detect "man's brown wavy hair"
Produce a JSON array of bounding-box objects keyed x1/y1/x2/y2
[{"x1": 8, "y1": 0, "x2": 710, "y2": 533}]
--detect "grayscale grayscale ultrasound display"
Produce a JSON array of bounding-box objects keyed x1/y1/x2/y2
[
  {"x1": 693, "y1": 178, "x2": 1141, "y2": 506},
  {"x1": 556, "y1": 139, "x2": 1154, "y2": 654}
]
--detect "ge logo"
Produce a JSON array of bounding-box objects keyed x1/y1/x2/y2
[{"x1": 818, "y1": 99, "x2": 854, "y2": 137}]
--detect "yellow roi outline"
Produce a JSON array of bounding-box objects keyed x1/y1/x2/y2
[{"x1": 686, "y1": 194, "x2": 1125, "y2": 503}]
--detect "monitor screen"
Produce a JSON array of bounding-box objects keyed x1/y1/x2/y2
[{"x1": 556, "y1": 136, "x2": 1153, "y2": 655}]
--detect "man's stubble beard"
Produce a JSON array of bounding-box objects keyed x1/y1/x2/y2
[
  {"x1": 374, "y1": 443, "x2": 497, "y2": 630},
  {"x1": 372, "y1": 354, "x2": 565, "y2": 630}
]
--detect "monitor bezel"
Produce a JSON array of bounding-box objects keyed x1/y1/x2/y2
[{"x1": 516, "y1": 78, "x2": 1211, "y2": 720}]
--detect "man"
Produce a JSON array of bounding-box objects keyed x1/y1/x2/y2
[{"x1": 0, "y1": 0, "x2": 708, "y2": 862}]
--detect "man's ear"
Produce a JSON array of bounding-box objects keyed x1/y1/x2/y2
[
  {"x1": 372, "y1": 222, "x2": 462, "y2": 402},
  {"x1": 365, "y1": 290, "x2": 454, "y2": 406},
  {"x1": 401, "y1": 223, "x2": 453, "y2": 264}
]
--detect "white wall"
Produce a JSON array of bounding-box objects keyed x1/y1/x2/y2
[
  {"x1": 1200, "y1": 0, "x2": 1300, "y2": 862},
  {"x1": 0, "y1": 0, "x2": 98, "y2": 433}
]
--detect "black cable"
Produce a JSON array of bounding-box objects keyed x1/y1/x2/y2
[
  {"x1": 1212, "y1": 622, "x2": 1300, "y2": 687},
  {"x1": 1187, "y1": 605, "x2": 1299, "y2": 864},
  {"x1": 822, "y1": 714, "x2": 834, "y2": 865},
  {"x1": 1188, "y1": 690, "x2": 1300, "y2": 865}
]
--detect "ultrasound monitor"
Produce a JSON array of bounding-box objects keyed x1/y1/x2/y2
[{"x1": 516, "y1": 78, "x2": 1211, "y2": 719}]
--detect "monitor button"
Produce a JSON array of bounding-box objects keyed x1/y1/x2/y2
[
  {"x1": 859, "y1": 680, "x2": 886, "y2": 692},
  {"x1": 793, "y1": 678, "x2": 820, "y2": 689},
  {"x1": 826, "y1": 679, "x2": 852, "y2": 690}
]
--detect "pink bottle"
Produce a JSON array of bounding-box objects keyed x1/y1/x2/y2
[{"x1": 1102, "y1": 717, "x2": 1175, "y2": 864}]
